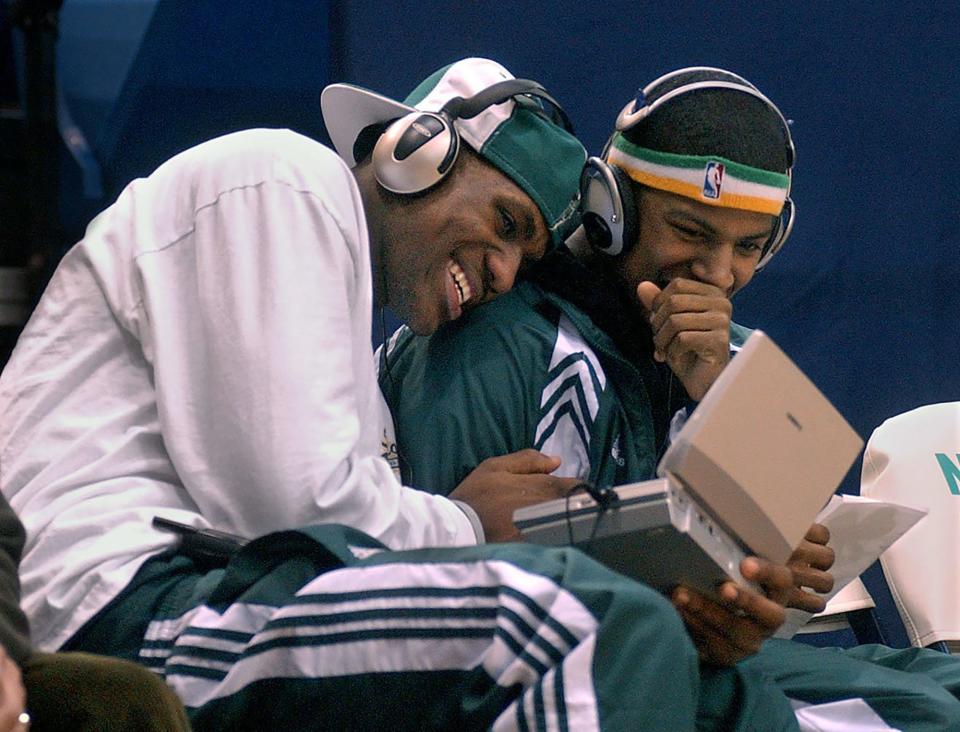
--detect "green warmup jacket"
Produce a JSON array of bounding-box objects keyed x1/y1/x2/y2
[
  {"x1": 379, "y1": 250, "x2": 960, "y2": 732},
  {"x1": 379, "y1": 251, "x2": 750, "y2": 495}
]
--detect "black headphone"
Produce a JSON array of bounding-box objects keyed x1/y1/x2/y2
[
  {"x1": 580, "y1": 68, "x2": 796, "y2": 271},
  {"x1": 371, "y1": 78, "x2": 573, "y2": 195}
]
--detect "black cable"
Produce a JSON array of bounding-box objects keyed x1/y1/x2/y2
[
  {"x1": 655, "y1": 372, "x2": 676, "y2": 463},
  {"x1": 378, "y1": 305, "x2": 390, "y2": 377},
  {"x1": 377, "y1": 306, "x2": 414, "y2": 486},
  {"x1": 564, "y1": 487, "x2": 575, "y2": 546},
  {"x1": 583, "y1": 481, "x2": 620, "y2": 509},
  {"x1": 564, "y1": 481, "x2": 619, "y2": 546}
]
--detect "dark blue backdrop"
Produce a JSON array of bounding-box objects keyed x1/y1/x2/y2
[
  {"x1": 10, "y1": 0, "x2": 960, "y2": 646},
  {"x1": 333, "y1": 2, "x2": 960, "y2": 466}
]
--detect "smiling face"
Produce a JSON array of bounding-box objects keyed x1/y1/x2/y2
[
  {"x1": 618, "y1": 183, "x2": 776, "y2": 303},
  {"x1": 361, "y1": 147, "x2": 550, "y2": 335}
]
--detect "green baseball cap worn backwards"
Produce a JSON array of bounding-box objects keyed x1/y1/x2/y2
[{"x1": 320, "y1": 57, "x2": 586, "y2": 249}]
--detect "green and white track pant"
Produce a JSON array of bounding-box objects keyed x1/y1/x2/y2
[{"x1": 66, "y1": 525, "x2": 799, "y2": 731}]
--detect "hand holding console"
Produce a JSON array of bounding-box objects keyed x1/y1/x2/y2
[{"x1": 514, "y1": 331, "x2": 863, "y2": 607}]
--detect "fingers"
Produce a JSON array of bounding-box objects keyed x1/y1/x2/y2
[
  {"x1": 789, "y1": 541, "x2": 835, "y2": 591},
  {"x1": 674, "y1": 600, "x2": 744, "y2": 666},
  {"x1": 672, "y1": 559, "x2": 796, "y2": 667},
  {"x1": 786, "y1": 587, "x2": 828, "y2": 614},
  {"x1": 0, "y1": 648, "x2": 26, "y2": 732},
  {"x1": 639, "y1": 278, "x2": 729, "y2": 316},
  {"x1": 742, "y1": 556, "x2": 793, "y2": 591},
  {"x1": 638, "y1": 279, "x2": 731, "y2": 367},
  {"x1": 673, "y1": 587, "x2": 769, "y2": 666},
  {"x1": 496, "y1": 475, "x2": 581, "y2": 542},
  {"x1": 790, "y1": 540, "x2": 835, "y2": 572},
  {"x1": 449, "y1": 452, "x2": 581, "y2": 544},
  {"x1": 636, "y1": 281, "x2": 661, "y2": 312},
  {"x1": 805, "y1": 522, "x2": 830, "y2": 546},
  {"x1": 718, "y1": 580, "x2": 786, "y2": 632},
  {"x1": 481, "y1": 449, "x2": 561, "y2": 475},
  {"x1": 787, "y1": 523, "x2": 835, "y2": 605},
  {"x1": 789, "y1": 562, "x2": 834, "y2": 594},
  {"x1": 741, "y1": 556, "x2": 794, "y2": 606},
  {"x1": 657, "y1": 322, "x2": 731, "y2": 366},
  {"x1": 647, "y1": 292, "x2": 732, "y2": 336},
  {"x1": 785, "y1": 537, "x2": 834, "y2": 612},
  {"x1": 515, "y1": 475, "x2": 582, "y2": 502}
]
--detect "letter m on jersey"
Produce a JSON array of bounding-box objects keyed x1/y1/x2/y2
[{"x1": 936, "y1": 453, "x2": 960, "y2": 495}]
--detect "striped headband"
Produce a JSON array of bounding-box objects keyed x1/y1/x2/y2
[{"x1": 606, "y1": 132, "x2": 790, "y2": 216}]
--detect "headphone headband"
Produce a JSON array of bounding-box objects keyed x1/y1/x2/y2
[
  {"x1": 373, "y1": 77, "x2": 573, "y2": 195},
  {"x1": 442, "y1": 78, "x2": 573, "y2": 133},
  {"x1": 639, "y1": 65, "x2": 757, "y2": 98},
  {"x1": 617, "y1": 79, "x2": 795, "y2": 169}
]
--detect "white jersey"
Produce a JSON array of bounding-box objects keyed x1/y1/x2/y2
[{"x1": 0, "y1": 129, "x2": 475, "y2": 651}]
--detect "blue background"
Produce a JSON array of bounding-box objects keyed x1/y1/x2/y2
[{"x1": 4, "y1": 0, "x2": 959, "y2": 647}]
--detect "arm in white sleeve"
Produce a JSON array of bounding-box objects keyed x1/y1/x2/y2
[{"x1": 131, "y1": 135, "x2": 476, "y2": 549}]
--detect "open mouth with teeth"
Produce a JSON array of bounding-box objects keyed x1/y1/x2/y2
[
  {"x1": 443, "y1": 259, "x2": 478, "y2": 322},
  {"x1": 449, "y1": 260, "x2": 473, "y2": 305}
]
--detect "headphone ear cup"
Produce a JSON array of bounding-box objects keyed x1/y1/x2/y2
[
  {"x1": 609, "y1": 164, "x2": 638, "y2": 256},
  {"x1": 755, "y1": 197, "x2": 795, "y2": 271},
  {"x1": 372, "y1": 111, "x2": 460, "y2": 194},
  {"x1": 579, "y1": 158, "x2": 638, "y2": 257}
]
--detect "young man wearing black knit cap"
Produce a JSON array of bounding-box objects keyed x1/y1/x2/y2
[{"x1": 383, "y1": 67, "x2": 960, "y2": 730}]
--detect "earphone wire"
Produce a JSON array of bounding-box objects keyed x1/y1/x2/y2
[
  {"x1": 655, "y1": 371, "x2": 676, "y2": 463},
  {"x1": 563, "y1": 481, "x2": 620, "y2": 548},
  {"x1": 378, "y1": 305, "x2": 392, "y2": 383},
  {"x1": 377, "y1": 306, "x2": 414, "y2": 486}
]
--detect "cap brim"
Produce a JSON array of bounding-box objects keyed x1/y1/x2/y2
[{"x1": 320, "y1": 83, "x2": 415, "y2": 166}]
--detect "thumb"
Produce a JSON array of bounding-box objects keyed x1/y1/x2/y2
[
  {"x1": 489, "y1": 449, "x2": 562, "y2": 475},
  {"x1": 636, "y1": 281, "x2": 661, "y2": 313}
]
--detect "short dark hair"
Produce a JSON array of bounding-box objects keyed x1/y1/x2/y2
[{"x1": 622, "y1": 69, "x2": 791, "y2": 172}]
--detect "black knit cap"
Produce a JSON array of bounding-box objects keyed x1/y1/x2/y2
[{"x1": 619, "y1": 67, "x2": 793, "y2": 174}]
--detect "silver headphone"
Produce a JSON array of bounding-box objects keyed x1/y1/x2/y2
[
  {"x1": 581, "y1": 67, "x2": 796, "y2": 270},
  {"x1": 371, "y1": 79, "x2": 572, "y2": 195}
]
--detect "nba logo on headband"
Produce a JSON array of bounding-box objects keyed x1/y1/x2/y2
[{"x1": 703, "y1": 161, "x2": 724, "y2": 199}]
